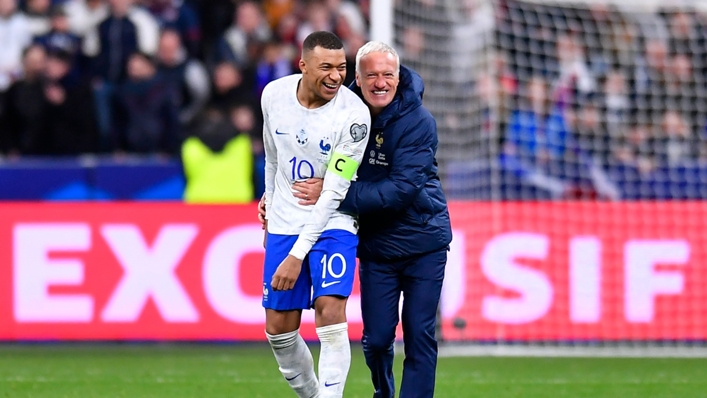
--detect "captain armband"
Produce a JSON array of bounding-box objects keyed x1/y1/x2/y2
[{"x1": 327, "y1": 152, "x2": 359, "y2": 181}]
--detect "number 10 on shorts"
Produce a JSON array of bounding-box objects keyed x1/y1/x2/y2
[{"x1": 321, "y1": 253, "x2": 346, "y2": 288}]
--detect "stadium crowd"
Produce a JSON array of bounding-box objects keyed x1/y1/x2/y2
[
  {"x1": 4, "y1": 0, "x2": 707, "y2": 201},
  {"x1": 0, "y1": 0, "x2": 368, "y2": 160},
  {"x1": 488, "y1": 0, "x2": 707, "y2": 199}
]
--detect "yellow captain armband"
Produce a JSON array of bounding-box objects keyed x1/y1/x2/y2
[{"x1": 327, "y1": 152, "x2": 359, "y2": 181}]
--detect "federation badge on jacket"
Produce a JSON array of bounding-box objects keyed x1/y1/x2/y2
[
  {"x1": 350, "y1": 123, "x2": 368, "y2": 142},
  {"x1": 375, "y1": 132, "x2": 384, "y2": 148}
]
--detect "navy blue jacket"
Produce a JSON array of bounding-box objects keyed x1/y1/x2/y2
[{"x1": 340, "y1": 65, "x2": 452, "y2": 262}]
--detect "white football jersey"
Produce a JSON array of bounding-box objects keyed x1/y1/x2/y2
[{"x1": 262, "y1": 74, "x2": 371, "y2": 260}]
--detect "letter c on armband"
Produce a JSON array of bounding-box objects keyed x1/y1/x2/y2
[{"x1": 328, "y1": 152, "x2": 359, "y2": 181}]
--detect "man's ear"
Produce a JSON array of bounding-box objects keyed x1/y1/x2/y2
[
  {"x1": 299, "y1": 58, "x2": 306, "y2": 74},
  {"x1": 355, "y1": 72, "x2": 361, "y2": 87}
]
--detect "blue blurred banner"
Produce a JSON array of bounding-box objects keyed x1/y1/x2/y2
[{"x1": 0, "y1": 156, "x2": 185, "y2": 201}]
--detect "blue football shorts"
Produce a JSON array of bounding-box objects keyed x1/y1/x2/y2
[{"x1": 262, "y1": 229, "x2": 357, "y2": 311}]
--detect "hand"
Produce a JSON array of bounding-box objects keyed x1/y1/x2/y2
[
  {"x1": 258, "y1": 194, "x2": 266, "y2": 229},
  {"x1": 271, "y1": 255, "x2": 303, "y2": 291},
  {"x1": 292, "y1": 178, "x2": 323, "y2": 206}
]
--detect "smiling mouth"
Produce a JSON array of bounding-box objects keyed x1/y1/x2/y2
[
  {"x1": 372, "y1": 90, "x2": 388, "y2": 95},
  {"x1": 323, "y1": 82, "x2": 338, "y2": 90}
]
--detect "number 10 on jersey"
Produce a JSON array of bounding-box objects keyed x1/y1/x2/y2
[
  {"x1": 289, "y1": 156, "x2": 314, "y2": 181},
  {"x1": 321, "y1": 253, "x2": 346, "y2": 280}
]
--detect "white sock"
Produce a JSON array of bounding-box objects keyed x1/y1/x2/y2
[
  {"x1": 266, "y1": 329, "x2": 319, "y2": 398},
  {"x1": 316, "y1": 323, "x2": 351, "y2": 398}
]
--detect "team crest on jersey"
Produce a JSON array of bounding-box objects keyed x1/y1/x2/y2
[
  {"x1": 319, "y1": 137, "x2": 332, "y2": 155},
  {"x1": 350, "y1": 123, "x2": 368, "y2": 142},
  {"x1": 318, "y1": 137, "x2": 332, "y2": 163},
  {"x1": 296, "y1": 129, "x2": 308, "y2": 146}
]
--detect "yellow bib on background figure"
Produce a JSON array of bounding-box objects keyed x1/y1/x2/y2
[{"x1": 182, "y1": 134, "x2": 254, "y2": 204}]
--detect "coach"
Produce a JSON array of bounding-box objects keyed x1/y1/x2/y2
[{"x1": 292, "y1": 41, "x2": 452, "y2": 398}]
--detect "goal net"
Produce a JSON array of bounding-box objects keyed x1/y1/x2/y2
[{"x1": 393, "y1": 0, "x2": 707, "y2": 355}]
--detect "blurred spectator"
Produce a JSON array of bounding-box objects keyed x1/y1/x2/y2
[
  {"x1": 655, "y1": 110, "x2": 695, "y2": 166},
  {"x1": 612, "y1": 122, "x2": 656, "y2": 175},
  {"x1": 229, "y1": 101, "x2": 264, "y2": 198},
  {"x1": 157, "y1": 28, "x2": 209, "y2": 126},
  {"x1": 42, "y1": 49, "x2": 99, "y2": 155},
  {"x1": 24, "y1": 0, "x2": 50, "y2": 37},
  {"x1": 113, "y1": 52, "x2": 179, "y2": 154},
  {"x1": 602, "y1": 69, "x2": 629, "y2": 138},
  {"x1": 581, "y1": 4, "x2": 637, "y2": 78},
  {"x1": 326, "y1": 0, "x2": 366, "y2": 38},
  {"x1": 64, "y1": 0, "x2": 108, "y2": 38},
  {"x1": 190, "y1": 0, "x2": 233, "y2": 62},
  {"x1": 254, "y1": 40, "x2": 292, "y2": 96},
  {"x1": 208, "y1": 61, "x2": 255, "y2": 116},
  {"x1": 399, "y1": 25, "x2": 425, "y2": 74},
  {"x1": 668, "y1": 11, "x2": 699, "y2": 57},
  {"x1": 555, "y1": 34, "x2": 596, "y2": 99},
  {"x1": 634, "y1": 39, "x2": 669, "y2": 118},
  {"x1": 144, "y1": 0, "x2": 201, "y2": 57},
  {"x1": 449, "y1": 0, "x2": 494, "y2": 86},
  {"x1": 631, "y1": 5, "x2": 669, "y2": 44},
  {"x1": 573, "y1": 102, "x2": 610, "y2": 167},
  {"x1": 34, "y1": 5, "x2": 82, "y2": 73},
  {"x1": 274, "y1": 11, "x2": 300, "y2": 68},
  {"x1": 84, "y1": 0, "x2": 159, "y2": 148},
  {"x1": 182, "y1": 107, "x2": 254, "y2": 203},
  {"x1": 2, "y1": 43, "x2": 96, "y2": 157},
  {"x1": 276, "y1": 11, "x2": 298, "y2": 44},
  {"x1": 296, "y1": 0, "x2": 332, "y2": 46},
  {"x1": 214, "y1": 1, "x2": 271, "y2": 68},
  {"x1": 262, "y1": 0, "x2": 295, "y2": 31},
  {"x1": 342, "y1": 32, "x2": 363, "y2": 87},
  {"x1": 229, "y1": 101, "x2": 260, "y2": 152},
  {"x1": 2, "y1": 44, "x2": 46, "y2": 155},
  {"x1": 664, "y1": 53, "x2": 703, "y2": 130},
  {"x1": 502, "y1": 76, "x2": 571, "y2": 198},
  {"x1": 0, "y1": 0, "x2": 32, "y2": 93},
  {"x1": 84, "y1": 0, "x2": 159, "y2": 83}
]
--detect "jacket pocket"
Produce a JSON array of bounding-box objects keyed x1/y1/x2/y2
[{"x1": 410, "y1": 190, "x2": 434, "y2": 225}]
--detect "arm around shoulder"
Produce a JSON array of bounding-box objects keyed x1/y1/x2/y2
[{"x1": 342, "y1": 113, "x2": 437, "y2": 214}]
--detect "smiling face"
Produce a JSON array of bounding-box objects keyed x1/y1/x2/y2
[
  {"x1": 355, "y1": 51, "x2": 399, "y2": 116},
  {"x1": 299, "y1": 45, "x2": 347, "y2": 107}
]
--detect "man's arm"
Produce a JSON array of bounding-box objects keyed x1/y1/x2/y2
[
  {"x1": 340, "y1": 115, "x2": 435, "y2": 215},
  {"x1": 288, "y1": 112, "x2": 370, "y2": 260}
]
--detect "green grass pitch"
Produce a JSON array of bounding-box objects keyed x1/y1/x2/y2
[{"x1": 0, "y1": 343, "x2": 706, "y2": 397}]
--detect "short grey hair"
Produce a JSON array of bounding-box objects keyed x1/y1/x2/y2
[{"x1": 355, "y1": 41, "x2": 400, "y2": 75}]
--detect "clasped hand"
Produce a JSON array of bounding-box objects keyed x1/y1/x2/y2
[{"x1": 271, "y1": 255, "x2": 303, "y2": 291}]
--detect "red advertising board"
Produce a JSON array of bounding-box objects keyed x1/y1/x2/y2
[
  {"x1": 0, "y1": 203, "x2": 331, "y2": 340},
  {"x1": 443, "y1": 201, "x2": 707, "y2": 341},
  {"x1": 0, "y1": 202, "x2": 706, "y2": 341}
]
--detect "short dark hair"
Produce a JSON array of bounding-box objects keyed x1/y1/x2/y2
[{"x1": 302, "y1": 31, "x2": 344, "y2": 53}]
